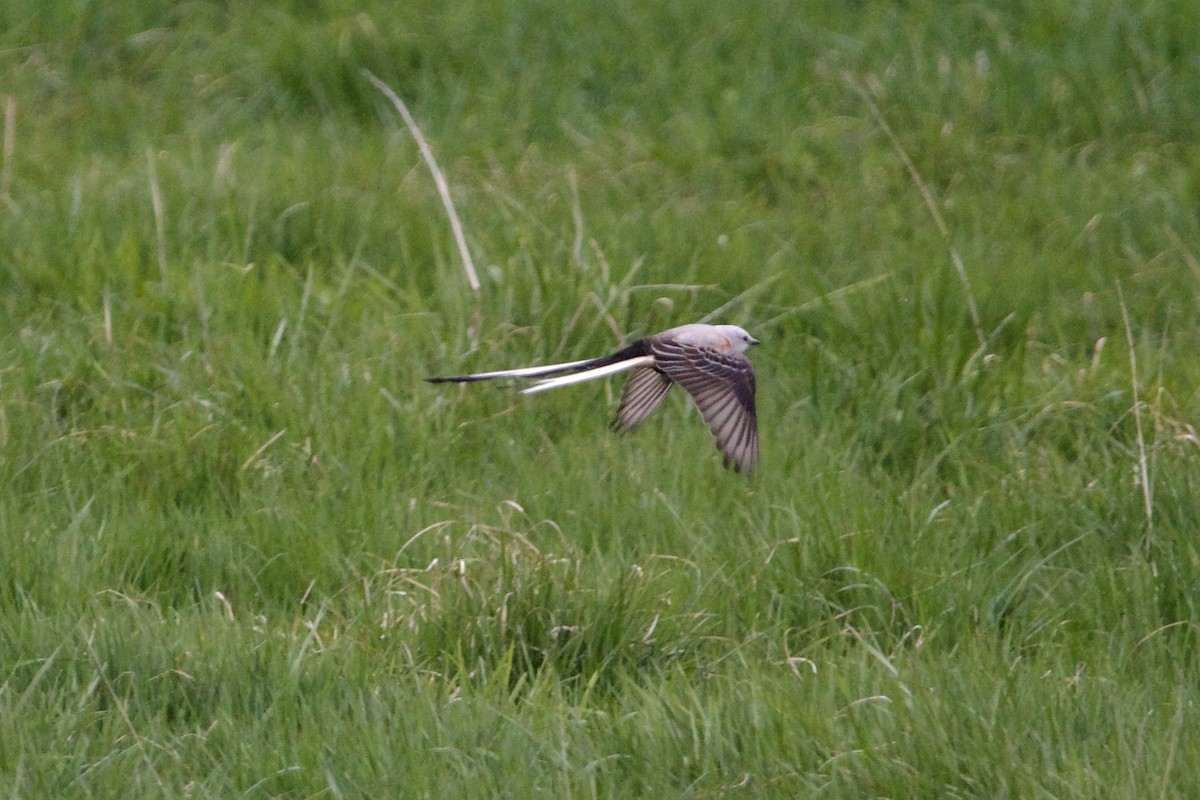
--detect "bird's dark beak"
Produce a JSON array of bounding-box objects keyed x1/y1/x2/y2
[{"x1": 749, "y1": 337, "x2": 760, "y2": 346}]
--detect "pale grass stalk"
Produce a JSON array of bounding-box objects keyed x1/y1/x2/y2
[
  {"x1": 78, "y1": 629, "x2": 170, "y2": 793},
  {"x1": 551, "y1": 244, "x2": 631, "y2": 357},
  {"x1": 291, "y1": 600, "x2": 330, "y2": 670},
  {"x1": 1135, "y1": 620, "x2": 1199, "y2": 648},
  {"x1": 240, "y1": 428, "x2": 288, "y2": 471},
  {"x1": 568, "y1": 166, "x2": 585, "y2": 269},
  {"x1": 552, "y1": 294, "x2": 597, "y2": 358},
  {"x1": 844, "y1": 72, "x2": 986, "y2": 353},
  {"x1": 1162, "y1": 223, "x2": 1200, "y2": 284},
  {"x1": 102, "y1": 291, "x2": 113, "y2": 345},
  {"x1": 213, "y1": 590, "x2": 235, "y2": 620},
  {"x1": 363, "y1": 70, "x2": 481, "y2": 294},
  {"x1": 628, "y1": 283, "x2": 714, "y2": 293},
  {"x1": 1157, "y1": 690, "x2": 1186, "y2": 800},
  {"x1": 146, "y1": 148, "x2": 168, "y2": 281},
  {"x1": 589, "y1": 291, "x2": 625, "y2": 342},
  {"x1": 268, "y1": 318, "x2": 287, "y2": 364},
  {"x1": 1116, "y1": 280, "x2": 1154, "y2": 550},
  {"x1": 1, "y1": 95, "x2": 14, "y2": 201},
  {"x1": 699, "y1": 273, "x2": 785, "y2": 325},
  {"x1": 758, "y1": 272, "x2": 893, "y2": 330}
]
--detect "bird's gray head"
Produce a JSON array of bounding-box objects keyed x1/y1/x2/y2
[{"x1": 717, "y1": 325, "x2": 760, "y2": 353}]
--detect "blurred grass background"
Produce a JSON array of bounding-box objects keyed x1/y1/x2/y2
[{"x1": 2, "y1": 0, "x2": 1200, "y2": 796}]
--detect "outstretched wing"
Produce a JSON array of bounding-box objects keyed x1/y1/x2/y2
[
  {"x1": 651, "y1": 340, "x2": 758, "y2": 473},
  {"x1": 611, "y1": 366, "x2": 673, "y2": 433}
]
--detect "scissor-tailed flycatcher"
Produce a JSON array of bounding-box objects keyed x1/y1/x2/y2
[{"x1": 427, "y1": 323, "x2": 760, "y2": 473}]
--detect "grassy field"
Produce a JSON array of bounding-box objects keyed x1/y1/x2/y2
[{"x1": 3, "y1": 0, "x2": 1200, "y2": 796}]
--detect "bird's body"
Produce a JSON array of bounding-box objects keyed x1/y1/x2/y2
[{"x1": 427, "y1": 323, "x2": 760, "y2": 473}]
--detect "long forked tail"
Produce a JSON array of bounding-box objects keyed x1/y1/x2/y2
[
  {"x1": 425, "y1": 357, "x2": 600, "y2": 383},
  {"x1": 521, "y1": 355, "x2": 654, "y2": 395},
  {"x1": 426, "y1": 340, "x2": 652, "y2": 386}
]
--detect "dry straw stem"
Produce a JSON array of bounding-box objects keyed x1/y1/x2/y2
[
  {"x1": 843, "y1": 72, "x2": 987, "y2": 353},
  {"x1": 363, "y1": 70, "x2": 481, "y2": 295}
]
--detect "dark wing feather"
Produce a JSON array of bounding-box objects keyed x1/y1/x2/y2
[
  {"x1": 651, "y1": 340, "x2": 758, "y2": 473},
  {"x1": 611, "y1": 367, "x2": 673, "y2": 433}
]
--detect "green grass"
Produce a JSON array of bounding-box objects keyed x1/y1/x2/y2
[{"x1": 3, "y1": 0, "x2": 1200, "y2": 796}]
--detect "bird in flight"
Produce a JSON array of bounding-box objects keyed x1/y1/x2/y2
[{"x1": 427, "y1": 323, "x2": 760, "y2": 473}]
